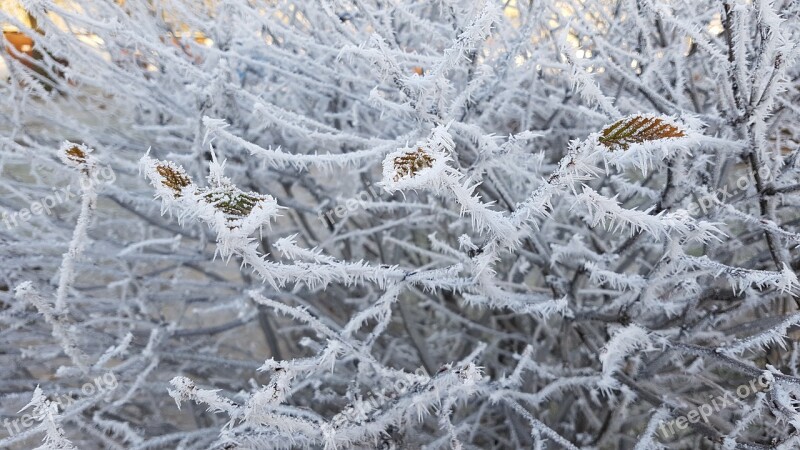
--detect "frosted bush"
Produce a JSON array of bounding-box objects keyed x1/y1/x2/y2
[{"x1": 1, "y1": 0, "x2": 800, "y2": 448}]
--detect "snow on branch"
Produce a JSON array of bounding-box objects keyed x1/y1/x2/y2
[
  {"x1": 721, "y1": 312, "x2": 800, "y2": 356},
  {"x1": 203, "y1": 116, "x2": 395, "y2": 171},
  {"x1": 20, "y1": 387, "x2": 76, "y2": 450},
  {"x1": 5, "y1": 0, "x2": 800, "y2": 448},
  {"x1": 14, "y1": 282, "x2": 89, "y2": 373},
  {"x1": 598, "y1": 324, "x2": 654, "y2": 394}
]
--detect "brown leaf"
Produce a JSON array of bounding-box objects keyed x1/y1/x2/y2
[
  {"x1": 599, "y1": 115, "x2": 686, "y2": 150},
  {"x1": 393, "y1": 147, "x2": 434, "y2": 181},
  {"x1": 156, "y1": 163, "x2": 192, "y2": 197}
]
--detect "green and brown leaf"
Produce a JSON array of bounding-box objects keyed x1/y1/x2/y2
[{"x1": 202, "y1": 187, "x2": 266, "y2": 219}]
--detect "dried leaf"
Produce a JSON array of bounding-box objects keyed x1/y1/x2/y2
[
  {"x1": 393, "y1": 147, "x2": 434, "y2": 181},
  {"x1": 599, "y1": 115, "x2": 686, "y2": 150},
  {"x1": 65, "y1": 146, "x2": 87, "y2": 165},
  {"x1": 156, "y1": 163, "x2": 192, "y2": 197}
]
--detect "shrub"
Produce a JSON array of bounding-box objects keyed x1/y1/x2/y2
[{"x1": 1, "y1": 0, "x2": 799, "y2": 448}]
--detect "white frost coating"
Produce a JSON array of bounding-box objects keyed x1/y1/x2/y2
[
  {"x1": 54, "y1": 142, "x2": 99, "y2": 313},
  {"x1": 379, "y1": 124, "x2": 458, "y2": 194},
  {"x1": 20, "y1": 387, "x2": 76, "y2": 450},
  {"x1": 598, "y1": 324, "x2": 652, "y2": 393},
  {"x1": 381, "y1": 125, "x2": 519, "y2": 246},
  {"x1": 3, "y1": 0, "x2": 800, "y2": 448},
  {"x1": 140, "y1": 151, "x2": 282, "y2": 263}
]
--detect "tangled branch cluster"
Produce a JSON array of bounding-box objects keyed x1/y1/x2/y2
[{"x1": 1, "y1": 0, "x2": 799, "y2": 449}]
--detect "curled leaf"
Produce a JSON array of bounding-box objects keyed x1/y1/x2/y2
[
  {"x1": 59, "y1": 142, "x2": 96, "y2": 174},
  {"x1": 65, "y1": 146, "x2": 87, "y2": 164}
]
